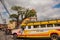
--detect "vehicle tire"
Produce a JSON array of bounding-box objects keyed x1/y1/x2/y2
[
  {"x1": 13, "y1": 34, "x2": 18, "y2": 40},
  {"x1": 19, "y1": 39, "x2": 25, "y2": 40},
  {"x1": 50, "y1": 34, "x2": 58, "y2": 40}
]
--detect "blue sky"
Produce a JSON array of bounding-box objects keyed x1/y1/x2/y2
[
  {"x1": 53, "y1": 3, "x2": 60, "y2": 8},
  {"x1": 0, "y1": 0, "x2": 60, "y2": 23}
]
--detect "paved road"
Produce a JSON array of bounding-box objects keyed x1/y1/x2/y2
[{"x1": 0, "y1": 30, "x2": 13, "y2": 40}]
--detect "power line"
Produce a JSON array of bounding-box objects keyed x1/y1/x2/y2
[{"x1": 0, "y1": 0, "x2": 10, "y2": 15}]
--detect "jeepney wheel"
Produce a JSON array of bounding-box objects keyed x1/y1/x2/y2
[
  {"x1": 51, "y1": 34, "x2": 58, "y2": 40},
  {"x1": 13, "y1": 34, "x2": 25, "y2": 40},
  {"x1": 19, "y1": 39, "x2": 25, "y2": 40}
]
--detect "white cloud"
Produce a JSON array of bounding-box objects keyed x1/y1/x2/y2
[{"x1": 0, "y1": 0, "x2": 60, "y2": 22}]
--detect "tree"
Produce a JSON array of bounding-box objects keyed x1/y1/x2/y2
[
  {"x1": 11, "y1": 6, "x2": 23, "y2": 11},
  {"x1": 25, "y1": 9, "x2": 36, "y2": 18},
  {"x1": 10, "y1": 6, "x2": 37, "y2": 28},
  {"x1": 11, "y1": 6, "x2": 24, "y2": 28},
  {"x1": 20, "y1": 9, "x2": 37, "y2": 24},
  {"x1": 10, "y1": 14, "x2": 17, "y2": 21}
]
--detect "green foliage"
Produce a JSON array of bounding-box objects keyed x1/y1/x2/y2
[
  {"x1": 10, "y1": 14, "x2": 18, "y2": 19},
  {"x1": 25, "y1": 9, "x2": 36, "y2": 18},
  {"x1": 11, "y1": 6, "x2": 23, "y2": 11},
  {"x1": 11, "y1": 6, "x2": 36, "y2": 20},
  {"x1": 10, "y1": 6, "x2": 37, "y2": 28}
]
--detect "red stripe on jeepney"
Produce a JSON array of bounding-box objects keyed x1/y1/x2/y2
[
  {"x1": 56, "y1": 29, "x2": 60, "y2": 31},
  {"x1": 17, "y1": 33, "x2": 49, "y2": 36}
]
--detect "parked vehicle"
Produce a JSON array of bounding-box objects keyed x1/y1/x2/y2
[{"x1": 12, "y1": 19, "x2": 60, "y2": 40}]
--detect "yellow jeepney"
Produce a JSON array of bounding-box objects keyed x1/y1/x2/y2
[{"x1": 13, "y1": 19, "x2": 60, "y2": 40}]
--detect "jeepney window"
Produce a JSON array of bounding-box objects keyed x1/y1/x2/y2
[
  {"x1": 21, "y1": 26, "x2": 26, "y2": 29},
  {"x1": 47, "y1": 24, "x2": 53, "y2": 27},
  {"x1": 55, "y1": 23, "x2": 60, "y2": 27},
  {"x1": 33, "y1": 25, "x2": 39, "y2": 28},
  {"x1": 40, "y1": 24, "x2": 46, "y2": 28},
  {"x1": 28, "y1": 26, "x2": 31, "y2": 29}
]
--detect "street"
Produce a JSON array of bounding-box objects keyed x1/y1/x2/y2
[{"x1": 0, "y1": 30, "x2": 13, "y2": 40}]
